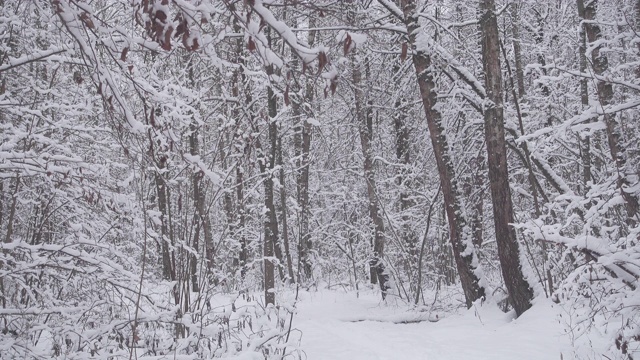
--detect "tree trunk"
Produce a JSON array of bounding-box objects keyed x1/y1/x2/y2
[
  {"x1": 352, "y1": 51, "x2": 389, "y2": 298},
  {"x1": 277, "y1": 135, "x2": 295, "y2": 283},
  {"x1": 397, "y1": 0, "x2": 485, "y2": 308},
  {"x1": 577, "y1": 9, "x2": 593, "y2": 191},
  {"x1": 479, "y1": 0, "x2": 533, "y2": 316},
  {"x1": 578, "y1": 0, "x2": 639, "y2": 222},
  {"x1": 347, "y1": 8, "x2": 389, "y2": 297},
  {"x1": 232, "y1": 20, "x2": 248, "y2": 278},
  {"x1": 189, "y1": 122, "x2": 202, "y2": 292},
  {"x1": 294, "y1": 20, "x2": 316, "y2": 282},
  {"x1": 392, "y1": 64, "x2": 416, "y2": 254},
  {"x1": 155, "y1": 169, "x2": 174, "y2": 282},
  {"x1": 260, "y1": 52, "x2": 281, "y2": 305},
  {"x1": 510, "y1": 3, "x2": 526, "y2": 99}
]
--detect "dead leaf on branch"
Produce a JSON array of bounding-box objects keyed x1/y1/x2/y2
[
  {"x1": 120, "y1": 47, "x2": 129, "y2": 62},
  {"x1": 343, "y1": 33, "x2": 352, "y2": 56},
  {"x1": 400, "y1": 42, "x2": 408, "y2": 62}
]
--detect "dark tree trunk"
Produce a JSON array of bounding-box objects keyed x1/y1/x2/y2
[
  {"x1": 392, "y1": 66, "x2": 417, "y2": 254},
  {"x1": 293, "y1": 20, "x2": 315, "y2": 281},
  {"x1": 347, "y1": 8, "x2": 389, "y2": 297},
  {"x1": 260, "y1": 63, "x2": 280, "y2": 306},
  {"x1": 577, "y1": 10, "x2": 593, "y2": 191},
  {"x1": 480, "y1": 0, "x2": 533, "y2": 316},
  {"x1": 352, "y1": 50, "x2": 389, "y2": 298},
  {"x1": 155, "y1": 170, "x2": 173, "y2": 282},
  {"x1": 232, "y1": 21, "x2": 248, "y2": 278},
  {"x1": 396, "y1": 0, "x2": 485, "y2": 308},
  {"x1": 510, "y1": 3, "x2": 526, "y2": 99},
  {"x1": 189, "y1": 121, "x2": 202, "y2": 292}
]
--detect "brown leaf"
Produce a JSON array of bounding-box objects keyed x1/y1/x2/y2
[
  {"x1": 175, "y1": 21, "x2": 187, "y2": 38},
  {"x1": 162, "y1": 26, "x2": 173, "y2": 51},
  {"x1": 247, "y1": 37, "x2": 256, "y2": 52},
  {"x1": 317, "y1": 51, "x2": 327, "y2": 74},
  {"x1": 155, "y1": 10, "x2": 167, "y2": 22},
  {"x1": 120, "y1": 47, "x2": 129, "y2": 62},
  {"x1": 400, "y1": 42, "x2": 408, "y2": 62},
  {"x1": 79, "y1": 12, "x2": 95, "y2": 29},
  {"x1": 284, "y1": 85, "x2": 290, "y2": 106},
  {"x1": 343, "y1": 33, "x2": 352, "y2": 56}
]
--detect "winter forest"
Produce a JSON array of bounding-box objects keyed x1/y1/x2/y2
[{"x1": 1, "y1": 0, "x2": 640, "y2": 358}]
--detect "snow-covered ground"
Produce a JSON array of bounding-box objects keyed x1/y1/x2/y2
[{"x1": 289, "y1": 289, "x2": 579, "y2": 360}]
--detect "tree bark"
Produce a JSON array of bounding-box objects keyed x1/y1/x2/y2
[
  {"x1": 293, "y1": 19, "x2": 315, "y2": 281},
  {"x1": 510, "y1": 3, "x2": 526, "y2": 99},
  {"x1": 351, "y1": 48, "x2": 389, "y2": 298},
  {"x1": 578, "y1": 0, "x2": 639, "y2": 222},
  {"x1": 260, "y1": 64, "x2": 280, "y2": 305},
  {"x1": 232, "y1": 20, "x2": 248, "y2": 278},
  {"x1": 392, "y1": 64, "x2": 417, "y2": 254},
  {"x1": 396, "y1": 0, "x2": 486, "y2": 308},
  {"x1": 480, "y1": 0, "x2": 533, "y2": 316},
  {"x1": 346, "y1": 8, "x2": 389, "y2": 297},
  {"x1": 155, "y1": 168, "x2": 174, "y2": 282},
  {"x1": 277, "y1": 135, "x2": 295, "y2": 283},
  {"x1": 577, "y1": 8, "x2": 593, "y2": 191}
]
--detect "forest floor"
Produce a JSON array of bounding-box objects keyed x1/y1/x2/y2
[{"x1": 288, "y1": 288, "x2": 589, "y2": 360}]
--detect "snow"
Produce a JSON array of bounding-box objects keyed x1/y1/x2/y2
[{"x1": 290, "y1": 289, "x2": 572, "y2": 360}]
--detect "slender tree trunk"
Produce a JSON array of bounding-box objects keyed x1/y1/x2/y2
[
  {"x1": 578, "y1": 0, "x2": 639, "y2": 222},
  {"x1": 268, "y1": 80, "x2": 285, "y2": 284},
  {"x1": 352, "y1": 52, "x2": 389, "y2": 297},
  {"x1": 346, "y1": 9, "x2": 388, "y2": 296},
  {"x1": 186, "y1": 58, "x2": 204, "y2": 292},
  {"x1": 510, "y1": 3, "x2": 526, "y2": 99},
  {"x1": 236, "y1": 154, "x2": 248, "y2": 277},
  {"x1": 392, "y1": 64, "x2": 416, "y2": 254},
  {"x1": 155, "y1": 168, "x2": 173, "y2": 282},
  {"x1": 464, "y1": 148, "x2": 485, "y2": 247},
  {"x1": 232, "y1": 20, "x2": 248, "y2": 278},
  {"x1": 397, "y1": 0, "x2": 485, "y2": 308},
  {"x1": 189, "y1": 122, "x2": 203, "y2": 292},
  {"x1": 480, "y1": 0, "x2": 533, "y2": 316},
  {"x1": 294, "y1": 20, "x2": 316, "y2": 281},
  {"x1": 277, "y1": 136, "x2": 295, "y2": 283},
  {"x1": 260, "y1": 59, "x2": 280, "y2": 305},
  {"x1": 578, "y1": 12, "x2": 593, "y2": 191}
]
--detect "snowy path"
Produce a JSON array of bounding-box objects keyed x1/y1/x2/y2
[{"x1": 292, "y1": 290, "x2": 571, "y2": 360}]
